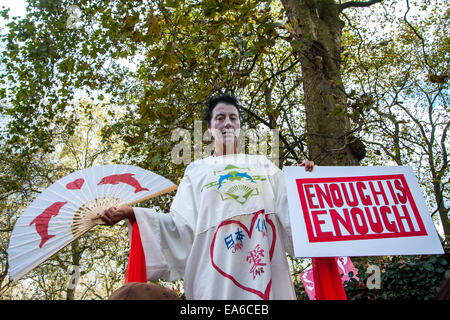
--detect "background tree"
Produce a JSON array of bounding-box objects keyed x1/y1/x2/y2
[
  {"x1": 0, "y1": 100, "x2": 130, "y2": 299},
  {"x1": 340, "y1": 0, "x2": 449, "y2": 240},
  {"x1": 1, "y1": 0, "x2": 447, "y2": 299},
  {"x1": 279, "y1": 0, "x2": 382, "y2": 165}
]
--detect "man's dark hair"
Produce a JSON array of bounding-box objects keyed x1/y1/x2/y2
[{"x1": 203, "y1": 93, "x2": 242, "y2": 126}]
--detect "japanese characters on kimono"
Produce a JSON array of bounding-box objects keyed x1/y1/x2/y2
[{"x1": 130, "y1": 154, "x2": 297, "y2": 299}]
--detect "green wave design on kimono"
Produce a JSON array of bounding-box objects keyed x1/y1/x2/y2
[{"x1": 200, "y1": 164, "x2": 267, "y2": 205}]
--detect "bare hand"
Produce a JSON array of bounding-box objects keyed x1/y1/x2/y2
[
  {"x1": 101, "y1": 205, "x2": 135, "y2": 226},
  {"x1": 297, "y1": 160, "x2": 315, "y2": 172}
]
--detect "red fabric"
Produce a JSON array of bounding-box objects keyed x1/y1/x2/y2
[
  {"x1": 312, "y1": 257, "x2": 347, "y2": 300},
  {"x1": 124, "y1": 220, "x2": 147, "y2": 283}
]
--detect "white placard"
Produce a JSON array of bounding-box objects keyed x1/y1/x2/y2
[{"x1": 283, "y1": 166, "x2": 444, "y2": 257}]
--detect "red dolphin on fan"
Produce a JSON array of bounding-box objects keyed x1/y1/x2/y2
[
  {"x1": 30, "y1": 201, "x2": 67, "y2": 248},
  {"x1": 97, "y1": 173, "x2": 150, "y2": 193}
]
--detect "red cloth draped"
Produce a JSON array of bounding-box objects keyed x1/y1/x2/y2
[
  {"x1": 124, "y1": 220, "x2": 147, "y2": 283},
  {"x1": 312, "y1": 257, "x2": 347, "y2": 300}
]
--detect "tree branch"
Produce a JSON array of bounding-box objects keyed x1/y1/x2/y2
[
  {"x1": 239, "y1": 105, "x2": 300, "y2": 163},
  {"x1": 339, "y1": 0, "x2": 382, "y2": 12},
  {"x1": 403, "y1": 0, "x2": 435, "y2": 73}
]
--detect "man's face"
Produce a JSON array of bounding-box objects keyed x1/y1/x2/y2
[{"x1": 208, "y1": 103, "x2": 241, "y2": 147}]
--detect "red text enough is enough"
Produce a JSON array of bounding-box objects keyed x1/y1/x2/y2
[{"x1": 296, "y1": 175, "x2": 427, "y2": 242}]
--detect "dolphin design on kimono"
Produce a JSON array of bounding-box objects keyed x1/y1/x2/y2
[
  {"x1": 218, "y1": 174, "x2": 233, "y2": 189},
  {"x1": 235, "y1": 172, "x2": 256, "y2": 183},
  {"x1": 217, "y1": 172, "x2": 256, "y2": 189}
]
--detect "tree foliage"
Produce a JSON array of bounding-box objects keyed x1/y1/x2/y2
[
  {"x1": 0, "y1": 100, "x2": 130, "y2": 299},
  {"x1": 340, "y1": 0, "x2": 449, "y2": 239},
  {"x1": 342, "y1": 247, "x2": 450, "y2": 300},
  {"x1": 0, "y1": 0, "x2": 448, "y2": 299}
]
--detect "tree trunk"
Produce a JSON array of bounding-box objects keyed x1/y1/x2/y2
[
  {"x1": 67, "y1": 240, "x2": 81, "y2": 300},
  {"x1": 280, "y1": 0, "x2": 365, "y2": 165},
  {"x1": 433, "y1": 181, "x2": 450, "y2": 242}
]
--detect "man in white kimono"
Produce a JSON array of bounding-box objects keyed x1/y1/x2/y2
[{"x1": 102, "y1": 94, "x2": 314, "y2": 300}]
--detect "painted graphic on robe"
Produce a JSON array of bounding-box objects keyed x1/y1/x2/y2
[
  {"x1": 210, "y1": 210, "x2": 276, "y2": 300},
  {"x1": 201, "y1": 164, "x2": 266, "y2": 205}
]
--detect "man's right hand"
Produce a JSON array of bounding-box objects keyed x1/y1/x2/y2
[{"x1": 101, "y1": 205, "x2": 135, "y2": 226}]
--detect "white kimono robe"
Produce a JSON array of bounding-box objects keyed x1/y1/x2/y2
[{"x1": 131, "y1": 154, "x2": 297, "y2": 300}]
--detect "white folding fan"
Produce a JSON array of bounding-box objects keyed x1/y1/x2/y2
[{"x1": 7, "y1": 164, "x2": 177, "y2": 281}]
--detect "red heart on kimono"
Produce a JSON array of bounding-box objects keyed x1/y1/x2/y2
[{"x1": 210, "y1": 210, "x2": 276, "y2": 300}]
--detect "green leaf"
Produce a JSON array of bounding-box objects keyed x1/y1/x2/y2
[
  {"x1": 423, "y1": 262, "x2": 434, "y2": 272},
  {"x1": 329, "y1": 104, "x2": 346, "y2": 117}
]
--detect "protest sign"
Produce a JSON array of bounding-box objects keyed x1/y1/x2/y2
[{"x1": 283, "y1": 166, "x2": 444, "y2": 257}]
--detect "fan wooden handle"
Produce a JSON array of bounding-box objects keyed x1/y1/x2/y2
[
  {"x1": 126, "y1": 184, "x2": 178, "y2": 206},
  {"x1": 91, "y1": 185, "x2": 178, "y2": 225},
  {"x1": 90, "y1": 184, "x2": 178, "y2": 224}
]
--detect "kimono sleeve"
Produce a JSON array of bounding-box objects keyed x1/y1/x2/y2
[
  {"x1": 268, "y1": 162, "x2": 295, "y2": 256},
  {"x1": 130, "y1": 174, "x2": 196, "y2": 282},
  {"x1": 169, "y1": 170, "x2": 199, "y2": 233},
  {"x1": 130, "y1": 207, "x2": 194, "y2": 282}
]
